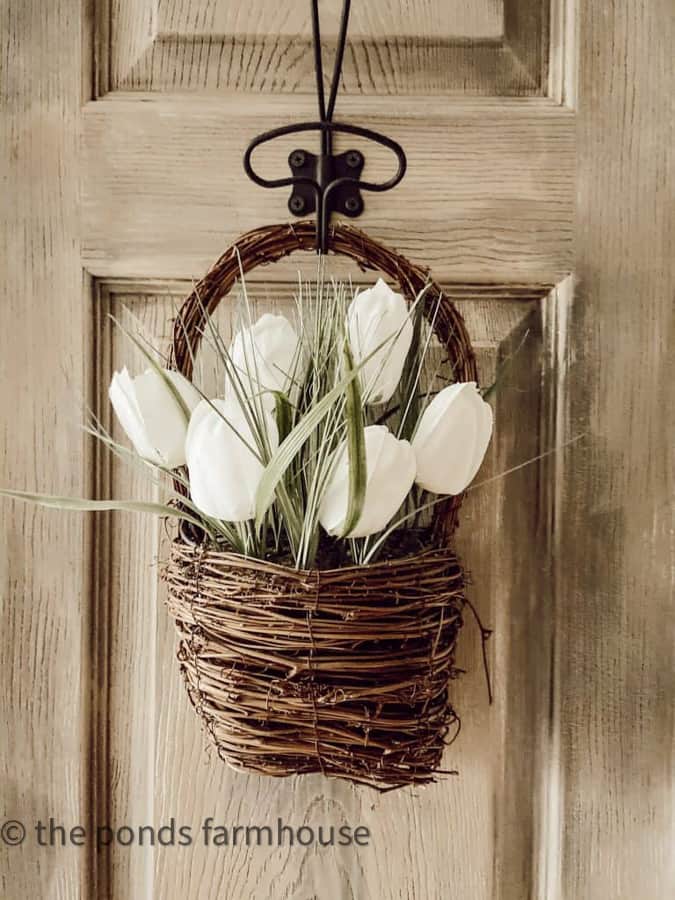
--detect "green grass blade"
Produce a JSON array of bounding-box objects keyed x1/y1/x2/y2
[
  {"x1": 397, "y1": 286, "x2": 439, "y2": 440},
  {"x1": 482, "y1": 328, "x2": 531, "y2": 401},
  {"x1": 0, "y1": 489, "x2": 207, "y2": 531},
  {"x1": 363, "y1": 496, "x2": 447, "y2": 564},
  {"x1": 254, "y1": 323, "x2": 403, "y2": 528},
  {"x1": 254, "y1": 363, "x2": 356, "y2": 526},
  {"x1": 273, "y1": 392, "x2": 294, "y2": 444},
  {"x1": 339, "y1": 339, "x2": 366, "y2": 538}
]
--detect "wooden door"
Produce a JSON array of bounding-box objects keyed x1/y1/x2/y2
[{"x1": 1, "y1": 2, "x2": 671, "y2": 899}]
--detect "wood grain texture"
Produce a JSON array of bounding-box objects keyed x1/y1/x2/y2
[
  {"x1": 505, "y1": 0, "x2": 549, "y2": 95},
  {"x1": 81, "y1": 95, "x2": 574, "y2": 283},
  {"x1": 154, "y1": 0, "x2": 504, "y2": 39},
  {"x1": 93, "y1": 281, "x2": 550, "y2": 899},
  {"x1": 4, "y1": 0, "x2": 671, "y2": 895},
  {"x1": 0, "y1": 1, "x2": 88, "y2": 899},
  {"x1": 554, "y1": 2, "x2": 674, "y2": 898},
  {"x1": 101, "y1": 0, "x2": 546, "y2": 95},
  {"x1": 93, "y1": 291, "x2": 168, "y2": 899},
  {"x1": 547, "y1": 0, "x2": 576, "y2": 105}
]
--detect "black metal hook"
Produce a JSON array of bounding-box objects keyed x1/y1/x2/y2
[{"x1": 242, "y1": 0, "x2": 407, "y2": 253}]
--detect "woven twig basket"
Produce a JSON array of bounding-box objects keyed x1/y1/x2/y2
[{"x1": 164, "y1": 222, "x2": 478, "y2": 789}]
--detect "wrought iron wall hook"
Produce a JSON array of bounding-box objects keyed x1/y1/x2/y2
[{"x1": 242, "y1": 0, "x2": 407, "y2": 253}]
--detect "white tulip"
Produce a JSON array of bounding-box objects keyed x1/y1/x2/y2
[
  {"x1": 185, "y1": 398, "x2": 279, "y2": 522},
  {"x1": 412, "y1": 382, "x2": 493, "y2": 494},
  {"x1": 346, "y1": 278, "x2": 413, "y2": 405},
  {"x1": 319, "y1": 425, "x2": 416, "y2": 538},
  {"x1": 229, "y1": 313, "x2": 305, "y2": 409},
  {"x1": 108, "y1": 366, "x2": 200, "y2": 469}
]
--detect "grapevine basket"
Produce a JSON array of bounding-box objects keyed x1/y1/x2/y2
[{"x1": 163, "y1": 221, "x2": 479, "y2": 790}]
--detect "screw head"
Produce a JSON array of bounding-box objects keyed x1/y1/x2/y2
[
  {"x1": 289, "y1": 150, "x2": 306, "y2": 169},
  {"x1": 344, "y1": 196, "x2": 361, "y2": 214},
  {"x1": 289, "y1": 195, "x2": 305, "y2": 214},
  {"x1": 345, "y1": 150, "x2": 363, "y2": 169}
]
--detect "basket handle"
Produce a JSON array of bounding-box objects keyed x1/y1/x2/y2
[{"x1": 170, "y1": 221, "x2": 478, "y2": 538}]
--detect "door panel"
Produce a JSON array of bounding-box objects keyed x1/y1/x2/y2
[
  {"x1": 101, "y1": 0, "x2": 546, "y2": 95},
  {"x1": 93, "y1": 281, "x2": 550, "y2": 899}
]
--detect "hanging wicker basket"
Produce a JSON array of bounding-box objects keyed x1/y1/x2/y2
[{"x1": 163, "y1": 221, "x2": 479, "y2": 790}]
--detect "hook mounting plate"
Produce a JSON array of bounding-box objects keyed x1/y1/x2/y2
[{"x1": 287, "y1": 148, "x2": 365, "y2": 219}]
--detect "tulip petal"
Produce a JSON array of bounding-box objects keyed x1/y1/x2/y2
[
  {"x1": 165, "y1": 369, "x2": 202, "y2": 416},
  {"x1": 317, "y1": 443, "x2": 350, "y2": 536},
  {"x1": 132, "y1": 370, "x2": 194, "y2": 468},
  {"x1": 347, "y1": 279, "x2": 414, "y2": 405},
  {"x1": 412, "y1": 382, "x2": 491, "y2": 495},
  {"x1": 108, "y1": 366, "x2": 200, "y2": 469},
  {"x1": 186, "y1": 397, "x2": 279, "y2": 522},
  {"x1": 230, "y1": 313, "x2": 305, "y2": 409},
  {"x1": 319, "y1": 425, "x2": 416, "y2": 538},
  {"x1": 109, "y1": 368, "x2": 164, "y2": 465},
  {"x1": 464, "y1": 396, "x2": 493, "y2": 485}
]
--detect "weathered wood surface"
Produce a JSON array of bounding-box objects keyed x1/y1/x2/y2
[
  {"x1": 95, "y1": 284, "x2": 545, "y2": 900},
  {"x1": 155, "y1": 0, "x2": 504, "y2": 38},
  {"x1": 82, "y1": 96, "x2": 574, "y2": 283},
  {"x1": 2, "y1": 0, "x2": 672, "y2": 897},
  {"x1": 0, "y1": 1, "x2": 89, "y2": 898},
  {"x1": 555, "y1": 3, "x2": 674, "y2": 899},
  {"x1": 102, "y1": 0, "x2": 545, "y2": 96}
]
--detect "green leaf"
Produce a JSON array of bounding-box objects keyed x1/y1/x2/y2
[
  {"x1": 339, "y1": 339, "x2": 367, "y2": 538},
  {"x1": 254, "y1": 328, "x2": 398, "y2": 529},
  {"x1": 81, "y1": 423, "x2": 248, "y2": 547},
  {"x1": 397, "y1": 297, "x2": 426, "y2": 440},
  {"x1": 396, "y1": 284, "x2": 439, "y2": 441},
  {"x1": 0, "y1": 489, "x2": 206, "y2": 531},
  {"x1": 254, "y1": 361, "x2": 358, "y2": 527},
  {"x1": 272, "y1": 392, "x2": 294, "y2": 444}
]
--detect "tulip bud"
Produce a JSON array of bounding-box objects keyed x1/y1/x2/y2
[
  {"x1": 346, "y1": 279, "x2": 413, "y2": 405},
  {"x1": 185, "y1": 398, "x2": 279, "y2": 522},
  {"x1": 412, "y1": 382, "x2": 493, "y2": 495},
  {"x1": 229, "y1": 313, "x2": 305, "y2": 409},
  {"x1": 319, "y1": 425, "x2": 416, "y2": 538},
  {"x1": 108, "y1": 366, "x2": 200, "y2": 469}
]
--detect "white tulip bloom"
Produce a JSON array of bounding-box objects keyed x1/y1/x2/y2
[
  {"x1": 229, "y1": 313, "x2": 305, "y2": 409},
  {"x1": 108, "y1": 366, "x2": 200, "y2": 469},
  {"x1": 346, "y1": 278, "x2": 413, "y2": 405},
  {"x1": 185, "y1": 398, "x2": 279, "y2": 522},
  {"x1": 412, "y1": 382, "x2": 493, "y2": 495},
  {"x1": 319, "y1": 425, "x2": 416, "y2": 538}
]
